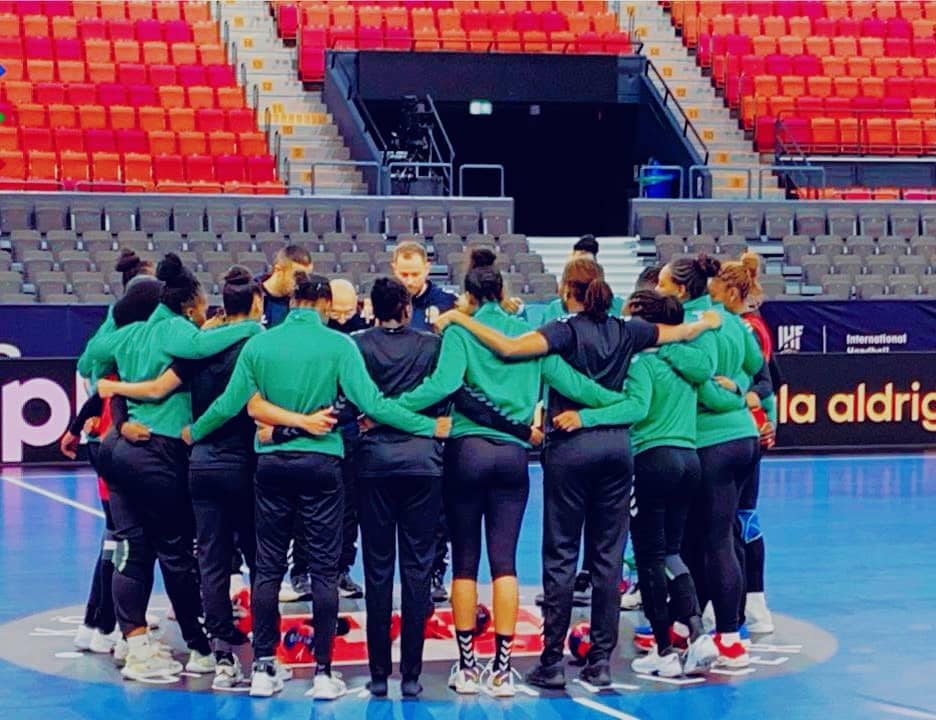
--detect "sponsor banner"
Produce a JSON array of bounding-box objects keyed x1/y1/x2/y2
[
  {"x1": 773, "y1": 352, "x2": 935, "y2": 450},
  {"x1": 0, "y1": 359, "x2": 87, "y2": 464},
  {"x1": 760, "y1": 299, "x2": 936, "y2": 354},
  {"x1": 0, "y1": 305, "x2": 108, "y2": 358}
]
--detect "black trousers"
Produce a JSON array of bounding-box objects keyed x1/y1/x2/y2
[
  {"x1": 108, "y1": 434, "x2": 209, "y2": 654},
  {"x1": 631, "y1": 446, "x2": 702, "y2": 649},
  {"x1": 735, "y1": 444, "x2": 766, "y2": 624},
  {"x1": 82, "y1": 441, "x2": 117, "y2": 634},
  {"x1": 358, "y1": 473, "x2": 442, "y2": 681},
  {"x1": 444, "y1": 437, "x2": 530, "y2": 582},
  {"x1": 252, "y1": 452, "x2": 342, "y2": 665},
  {"x1": 189, "y1": 460, "x2": 256, "y2": 652},
  {"x1": 290, "y1": 436, "x2": 359, "y2": 580},
  {"x1": 540, "y1": 428, "x2": 632, "y2": 667},
  {"x1": 683, "y1": 437, "x2": 759, "y2": 634}
]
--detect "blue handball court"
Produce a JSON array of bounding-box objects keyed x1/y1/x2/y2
[{"x1": 0, "y1": 453, "x2": 933, "y2": 720}]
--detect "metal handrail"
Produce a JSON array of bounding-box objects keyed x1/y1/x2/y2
[
  {"x1": 689, "y1": 164, "x2": 754, "y2": 199},
  {"x1": 251, "y1": 80, "x2": 259, "y2": 111},
  {"x1": 311, "y1": 160, "x2": 384, "y2": 195},
  {"x1": 644, "y1": 60, "x2": 710, "y2": 165},
  {"x1": 458, "y1": 164, "x2": 506, "y2": 197},
  {"x1": 757, "y1": 165, "x2": 826, "y2": 199},
  {"x1": 426, "y1": 95, "x2": 455, "y2": 164},
  {"x1": 637, "y1": 164, "x2": 685, "y2": 198},
  {"x1": 387, "y1": 161, "x2": 454, "y2": 197}
]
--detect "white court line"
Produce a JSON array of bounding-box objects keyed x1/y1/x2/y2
[
  {"x1": 868, "y1": 701, "x2": 936, "y2": 720},
  {"x1": 1, "y1": 474, "x2": 104, "y2": 518},
  {"x1": 573, "y1": 696, "x2": 640, "y2": 720}
]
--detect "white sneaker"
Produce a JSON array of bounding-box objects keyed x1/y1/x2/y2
[
  {"x1": 229, "y1": 573, "x2": 247, "y2": 598},
  {"x1": 185, "y1": 650, "x2": 216, "y2": 674},
  {"x1": 305, "y1": 672, "x2": 347, "y2": 700},
  {"x1": 275, "y1": 660, "x2": 294, "y2": 682},
  {"x1": 447, "y1": 663, "x2": 481, "y2": 694},
  {"x1": 480, "y1": 660, "x2": 519, "y2": 698},
  {"x1": 683, "y1": 634, "x2": 719, "y2": 675},
  {"x1": 745, "y1": 592, "x2": 775, "y2": 634},
  {"x1": 89, "y1": 628, "x2": 121, "y2": 654},
  {"x1": 620, "y1": 587, "x2": 642, "y2": 611},
  {"x1": 212, "y1": 656, "x2": 244, "y2": 690},
  {"x1": 146, "y1": 612, "x2": 161, "y2": 628},
  {"x1": 120, "y1": 641, "x2": 183, "y2": 680},
  {"x1": 278, "y1": 580, "x2": 301, "y2": 603},
  {"x1": 74, "y1": 625, "x2": 95, "y2": 651},
  {"x1": 631, "y1": 648, "x2": 683, "y2": 678},
  {"x1": 113, "y1": 639, "x2": 129, "y2": 667},
  {"x1": 249, "y1": 663, "x2": 284, "y2": 698}
]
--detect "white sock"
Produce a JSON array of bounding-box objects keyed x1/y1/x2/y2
[
  {"x1": 672, "y1": 622, "x2": 689, "y2": 638},
  {"x1": 127, "y1": 634, "x2": 150, "y2": 655},
  {"x1": 721, "y1": 631, "x2": 740, "y2": 645}
]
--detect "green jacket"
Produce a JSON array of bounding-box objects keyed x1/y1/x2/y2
[
  {"x1": 540, "y1": 295, "x2": 625, "y2": 326},
  {"x1": 81, "y1": 304, "x2": 262, "y2": 438},
  {"x1": 77, "y1": 305, "x2": 115, "y2": 391},
  {"x1": 395, "y1": 302, "x2": 625, "y2": 447},
  {"x1": 659, "y1": 296, "x2": 762, "y2": 448},
  {"x1": 190, "y1": 308, "x2": 438, "y2": 456},
  {"x1": 580, "y1": 350, "x2": 699, "y2": 455}
]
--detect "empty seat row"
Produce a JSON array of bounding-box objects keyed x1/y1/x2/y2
[
  {"x1": 0, "y1": 14, "x2": 215, "y2": 43},
  {"x1": 762, "y1": 116, "x2": 936, "y2": 154},
  {"x1": 0, "y1": 61, "x2": 238, "y2": 88},
  {"x1": 783, "y1": 233, "x2": 935, "y2": 262},
  {"x1": 0, "y1": 108, "x2": 256, "y2": 138},
  {"x1": 0, "y1": 150, "x2": 281, "y2": 194},
  {"x1": 0, "y1": 0, "x2": 210, "y2": 22},
  {"x1": 0, "y1": 37, "x2": 226, "y2": 65},
  {"x1": 632, "y1": 201, "x2": 936, "y2": 239},
  {"x1": 1, "y1": 128, "x2": 266, "y2": 156},
  {"x1": 792, "y1": 186, "x2": 936, "y2": 201}
]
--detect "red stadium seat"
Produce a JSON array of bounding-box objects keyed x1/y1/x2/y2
[{"x1": 116, "y1": 129, "x2": 148, "y2": 155}]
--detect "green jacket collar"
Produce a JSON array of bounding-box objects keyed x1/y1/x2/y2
[
  {"x1": 683, "y1": 294, "x2": 712, "y2": 313},
  {"x1": 285, "y1": 307, "x2": 325, "y2": 325}
]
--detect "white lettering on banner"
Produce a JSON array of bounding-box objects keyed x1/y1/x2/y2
[
  {"x1": 777, "y1": 325, "x2": 804, "y2": 353},
  {"x1": 1, "y1": 378, "x2": 71, "y2": 463},
  {"x1": 0, "y1": 343, "x2": 22, "y2": 358}
]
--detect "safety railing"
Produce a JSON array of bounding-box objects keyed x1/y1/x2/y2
[
  {"x1": 458, "y1": 164, "x2": 506, "y2": 197},
  {"x1": 637, "y1": 164, "x2": 686, "y2": 198},
  {"x1": 689, "y1": 164, "x2": 753, "y2": 198},
  {"x1": 757, "y1": 164, "x2": 826, "y2": 199},
  {"x1": 387, "y1": 161, "x2": 454, "y2": 196},
  {"x1": 644, "y1": 60, "x2": 710, "y2": 165},
  {"x1": 311, "y1": 159, "x2": 384, "y2": 195}
]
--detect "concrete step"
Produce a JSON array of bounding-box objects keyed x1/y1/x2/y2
[
  {"x1": 271, "y1": 124, "x2": 340, "y2": 140},
  {"x1": 283, "y1": 143, "x2": 351, "y2": 162}
]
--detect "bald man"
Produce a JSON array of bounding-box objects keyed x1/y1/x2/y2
[{"x1": 327, "y1": 279, "x2": 372, "y2": 334}]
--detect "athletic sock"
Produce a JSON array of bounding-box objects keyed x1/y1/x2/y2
[
  {"x1": 493, "y1": 633, "x2": 513, "y2": 673},
  {"x1": 456, "y1": 629, "x2": 476, "y2": 670}
]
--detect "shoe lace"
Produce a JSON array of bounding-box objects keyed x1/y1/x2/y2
[{"x1": 480, "y1": 660, "x2": 520, "y2": 687}]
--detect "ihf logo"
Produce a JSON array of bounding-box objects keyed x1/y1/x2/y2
[{"x1": 778, "y1": 325, "x2": 804, "y2": 353}]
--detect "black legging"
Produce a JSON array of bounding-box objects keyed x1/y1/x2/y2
[
  {"x1": 540, "y1": 428, "x2": 632, "y2": 667},
  {"x1": 252, "y1": 451, "x2": 343, "y2": 668},
  {"x1": 108, "y1": 434, "x2": 210, "y2": 654},
  {"x1": 682, "y1": 437, "x2": 759, "y2": 634},
  {"x1": 83, "y1": 441, "x2": 117, "y2": 634},
  {"x1": 444, "y1": 437, "x2": 529, "y2": 581},
  {"x1": 631, "y1": 446, "x2": 703, "y2": 650}
]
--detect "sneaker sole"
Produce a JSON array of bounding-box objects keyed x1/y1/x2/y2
[
  {"x1": 185, "y1": 665, "x2": 216, "y2": 674},
  {"x1": 121, "y1": 667, "x2": 183, "y2": 681},
  {"x1": 338, "y1": 590, "x2": 364, "y2": 599},
  {"x1": 717, "y1": 656, "x2": 751, "y2": 668},
  {"x1": 249, "y1": 682, "x2": 284, "y2": 697},
  {"x1": 746, "y1": 622, "x2": 775, "y2": 634}
]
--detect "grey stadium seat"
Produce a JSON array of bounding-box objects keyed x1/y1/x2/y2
[
  {"x1": 322, "y1": 232, "x2": 355, "y2": 255},
  {"x1": 831, "y1": 255, "x2": 863, "y2": 278},
  {"x1": 116, "y1": 231, "x2": 150, "y2": 253},
  {"x1": 34, "y1": 271, "x2": 68, "y2": 298},
  {"x1": 764, "y1": 207, "x2": 795, "y2": 239},
  {"x1": 384, "y1": 207, "x2": 415, "y2": 237},
  {"x1": 760, "y1": 276, "x2": 786, "y2": 298},
  {"x1": 240, "y1": 205, "x2": 274, "y2": 236},
  {"x1": 655, "y1": 235, "x2": 685, "y2": 263},
  {"x1": 909, "y1": 235, "x2": 935, "y2": 257},
  {"x1": 513, "y1": 253, "x2": 545, "y2": 277},
  {"x1": 844, "y1": 235, "x2": 875, "y2": 259},
  {"x1": 186, "y1": 233, "x2": 220, "y2": 256},
  {"x1": 306, "y1": 206, "x2": 338, "y2": 236},
  {"x1": 338, "y1": 207, "x2": 369, "y2": 236},
  {"x1": 0, "y1": 271, "x2": 23, "y2": 294},
  {"x1": 633, "y1": 205, "x2": 667, "y2": 238},
  {"x1": 58, "y1": 251, "x2": 92, "y2": 277},
  {"x1": 729, "y1": 208, "x2": 763, "y2": 239},
  {"x1": 855, "y1": 274, "x2": 885, "y2": 299},
  {"x1": 481, "y1": 208, "x2": 511, "y2": 237},
  {"x1": 0, "y1": 198, "x2": 33, "y2": 232},
  {"x1": 10, "y1": 231, "x2": 43, "y2": 259},
  {"x1": 687, "y1": 234, "x2": 717, "y2": 255},
  {"x1": 814, "y1": 235, "x2": 844, "y2": 257},
  {"x1": 667, "y1": 209, "x2": 697, "y2": 237},
  {"x1": 71, "y1": 272, "x2": 107, "y2": 297},
  {"x1": 275, "y1": 202, "x2": 306, "y2": 235},
  {"x1": 139, "y1": 204, "x2": 172, "y2": 233},
  {"x1": 35, "y1": 202, "x2": 69, "y2": 234},
  {"x1": 22, "y1": 250, "x2": 55, "y2": 278},
  {"x1": 46, "y1": 230, "x2": 78, "y2": 255},
  {"x1": 698, "y1": 209, "x2": 729, "y2": 238},
  {"x1": 151, "y1": 232, "x2": 185, "y2": 253},
  {"x1": 309, "y1": 252, "x2": 338, "y2": 274},
  {"x1": 220, "y1": 232, "x2": 254, "y2": 256},
  {"x1": 800, "y1": 256, "x2": 831, "y2": 284},
  {"x1": 878, "y1": 236, "x2": 909, "y2": 257},
  {"x1": 355, "y1": 233, "x2": 387, "y2": 258},
  {"x1": 81, "y1": 231, "x2": 116, "y2": 253},
  {"x1": 819, "y1": 275, "x2": 852, "y2": 299},
  {"x1": 897, "y1": 255, "x2": 929, "y2": 277},
  {"x1": 447, "y1": 207, "x2": 478, "y2": 237},
  {"x1": 857, "y1": 208, "x2": 888, "y2": 239},
  {"x1": 793, "y1": 208, "x2": 826, "y2": 237},
  {"x1": 888, "y1": 275, "x2": 920, "y2": 297},
  {"x1": 235, "y1": 252, "x2": 269, "y2": 276},
  {"x1": 865, "y1": 255, "x2": 897, "y2": 276},
  {"x1": 782, "y1": 235, "x2": 812, "y2": 266},
  {"x1": 172, "y1": 203, "x2": 206, "y2": 235},
  {"x1": 888, "y1": 208, "x2": 919, "y2": 238},
  {"x1": 206, "y1": 203, "x2": 238, "y2": 235},
  {"x1": 1, "y1": 292, "x2": 35, "y2": 303},
  {"x1": 827, "y1": 208, "x2": 857, "y2": 237},
  {"x1": 717, "y1": 235, "x2": 747, "y2": 258}
]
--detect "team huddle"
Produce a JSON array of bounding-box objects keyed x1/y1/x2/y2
[{"x1": 61, "y1": 235, "x2": 779, "y2": 700}]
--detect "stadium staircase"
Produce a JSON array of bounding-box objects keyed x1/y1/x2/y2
[
  {"x1": 217, "y1": 0, "x2": 365, "y2": 194},
  {"x1": 631, "y1": 1, "x2": 785, "y2": 199},
  {"x1": 528, "y1": 236, "x2": 644, "y2": 296}
]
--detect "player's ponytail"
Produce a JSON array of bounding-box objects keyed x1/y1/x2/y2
[{"x1": 583, "y1": 278, "x2": 613, "y2": 321}]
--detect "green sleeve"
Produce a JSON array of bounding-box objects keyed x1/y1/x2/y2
[
  {"x1": 80, "y1": 321, "x2": 128, "y2": 378},
  {"x1": 742, "y1": 325, "x2": 766, "y2": 377},
  {"x1": 163, "y1": 317, "x2": 261, "y2": 360},
  {"x1": 657, "y1": 334, "x2": 716, "y2": 386},
  {"x1": 540, "y1": 355, "x2": 625, "y2": 408},
  {"x1": 698, "y1": 377, "x2": 748, "y2": 413},
  {"x1": 338, "y1": 340, "x2": 437, "y2": 437},
  {"x1": 77, "y1": 308, "x2": 115, "y2": 379},
  {"x1": 579, "y1": 360, "x2": 652, "y2": 428},
  {"x1": 395, "y1": 329, "x2": 468, "y2": 412},
  {"x1": 190, "y1": 344, "x2": 259, "y2": 442}
]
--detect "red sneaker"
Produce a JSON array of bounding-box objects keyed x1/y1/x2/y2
[
  {"x1": 632, "y1": 625, "x2": 688, "y2": 653},
  {"x1": 713, "y1": 634, "x2": 751, "y2": 668}
]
